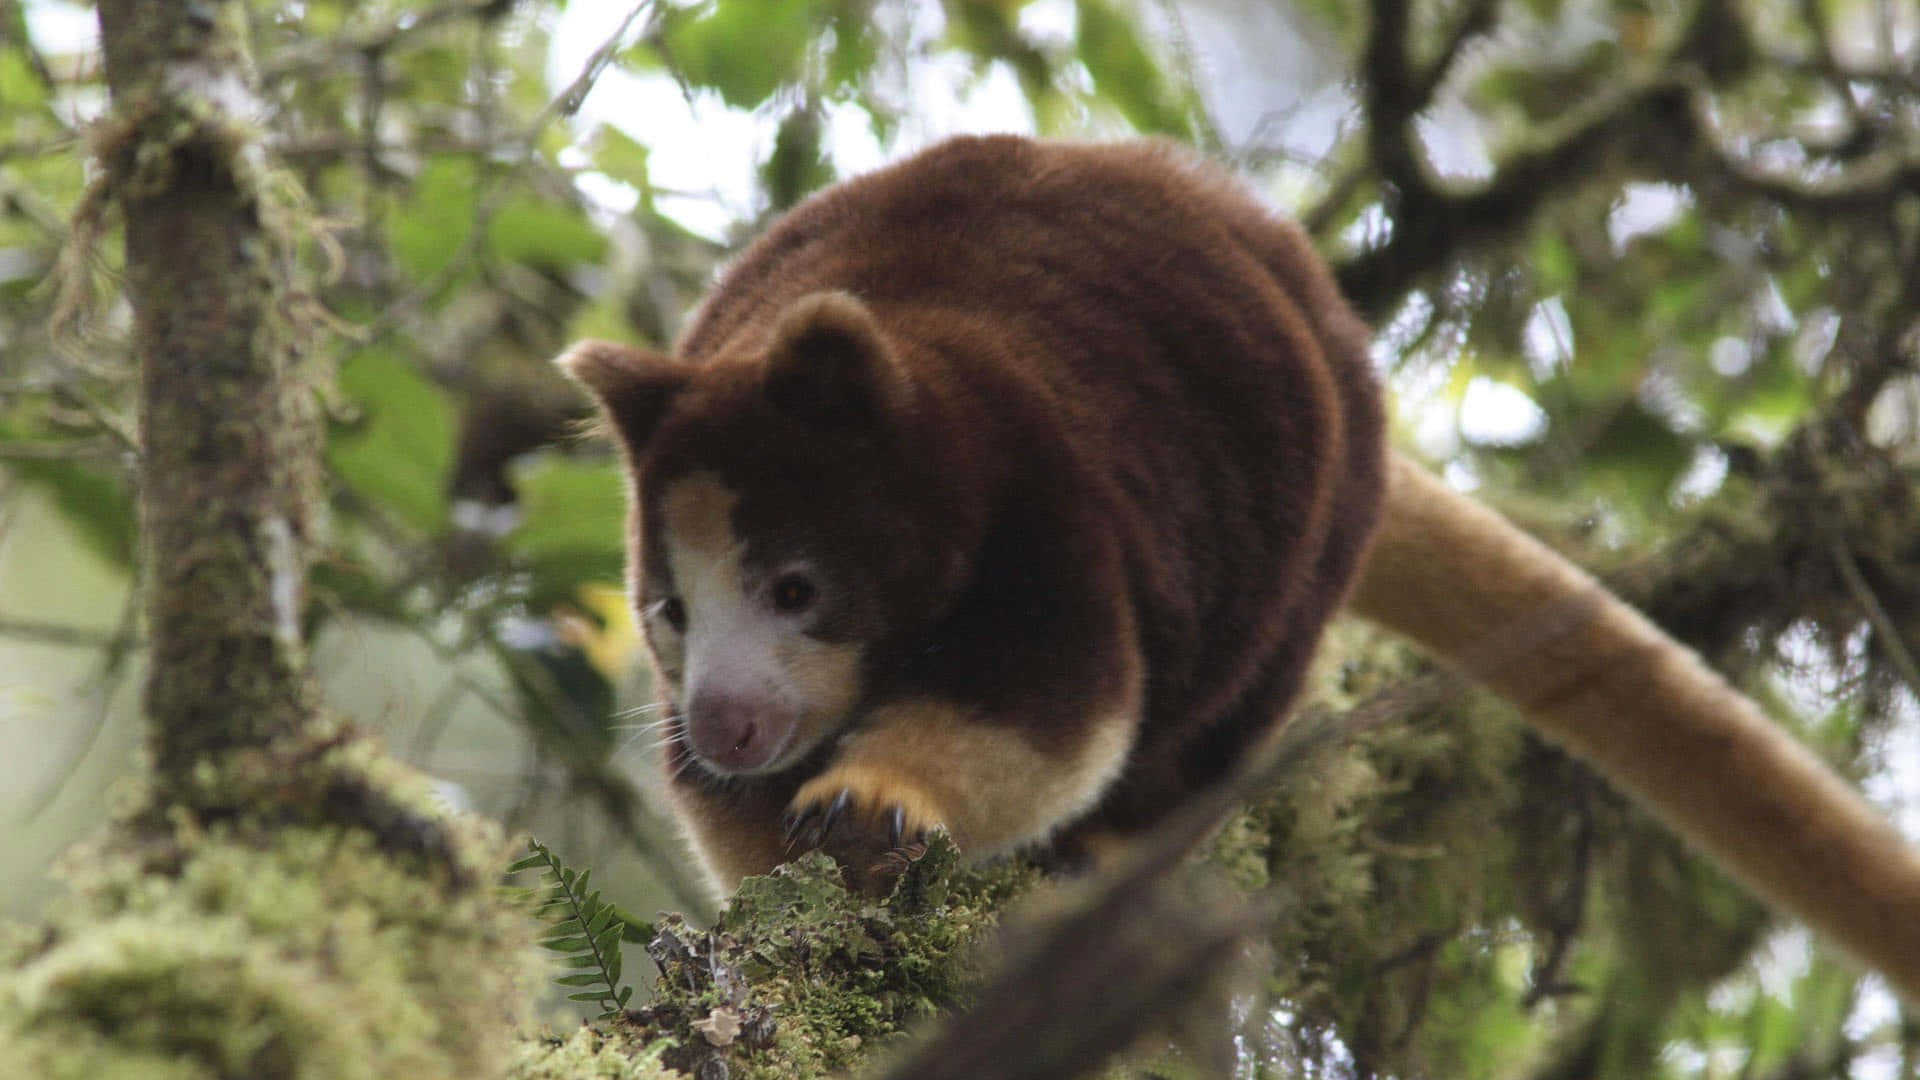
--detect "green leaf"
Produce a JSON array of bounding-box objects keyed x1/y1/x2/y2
[
  {"x1": 559, "y1": 953, "x2": 607, "y2": 968},
  {"x1": 0, "y1": 50, "x2": 54, "y2": 128},
  {"x1": 555, "y1": 973, "x2": 609, "y2": 987},
  {"x1": 1075, "y1": 0, "x2": 1192, "y2": 138},
  {"x1": 593, "y1": 126, "x2": 653, "y2": 192},
  {"x1": 328, "y1": 348, "x2": 456, "y2": 533},
  {"x1": 587, "y1": 906, "x2": 617, "y2": 937},
  {"x1": 662, "y1": 0, "x2": 825, "y2": 109},
  {"x1": 506, "y1": 852, "x2": 550, "y2": 874},
  {"x1": 824, "y1": 5, "x2": 878, "y2": 90},
  {"x1": 386, "y1": 156, "x2": 480, "y2": 281},
  {"x1": 540, "y1": 936, "x2": 592, "y2": 953},
  {"x1": 486, "y1": 197, "x2": 606, "y2": 269},
  {"x1": 567, "y1": 991, "x2": 614, "y2": 1003},
  {"x1": 761, "y1": 109, "x2": 834, "y2": 211},
  {"x1": 595, "y1": 923, "x2": 624, "y2": 958},
  {"x1": 498, "y1": 886, "x2": 540, "y2": 905},
  {"x1": 1726, "y1": 338, "x2": 1816, "y2": 442},
  {"x1": 507, "y1": 456, "x2": 629, "y2": 595}
]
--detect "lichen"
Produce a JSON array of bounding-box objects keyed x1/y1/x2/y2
[{"x1": 604, "y1": 838, "x2": 1037, "y2": 1080}]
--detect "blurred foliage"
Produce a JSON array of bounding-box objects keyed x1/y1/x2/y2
[{"x1": 4, "y1": 0, "x2": 1920, "y2": 1076}]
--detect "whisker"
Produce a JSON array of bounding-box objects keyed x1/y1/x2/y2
[
  {"x1": 618, "y1": 718, "x2": 679, "y2": 753},
  {"x1": 608, "y1": 715, "x2": 679, "y2": 735},
  {"x1": 617, "y1": 714, "x2": 687, "y2": 759}
]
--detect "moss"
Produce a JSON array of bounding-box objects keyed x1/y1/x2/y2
[
  {"x1": 1203, "y1": 617, "x2": 1548, "y2": 1073},
  {"x1": 503, "y1": 1026, "x2": 679, "y2": 1080},
  {"x1": 0, "y1": 734, "x2": 540, "y2": 1080}
]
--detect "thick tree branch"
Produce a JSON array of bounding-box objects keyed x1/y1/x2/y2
[
  {"x1": 1339, "y1": 72, "x2": 1697, "y2": 319},
  {"x1": 1412, "y1": 0, "x2": 1498, "y2": 107},
  {"x1": 1360, "y1": 0, "x2": 1424, "y2": 195},
  {"x1": 1336, "y1": 0, "x2": 1798, "y2": 320}
]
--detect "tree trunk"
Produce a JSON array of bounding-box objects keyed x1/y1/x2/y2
[{"x1": 96, "y1": 0, "x2": 323, "y2": 789}]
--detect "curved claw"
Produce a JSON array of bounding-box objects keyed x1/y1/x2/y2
[
  {"x1": 781, "y1": 804, "x2": 821, "y2": 852},
  {"x1": 784, "y1": 766, "x2": 949, "y2": 893},
  {"x1": 820, "y1": 789, "x2": 853, "y2": 836}
]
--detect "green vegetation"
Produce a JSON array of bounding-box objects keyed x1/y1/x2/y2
[{"x1": 0, "y1": 730, "x2": 537, "y2": 1080}]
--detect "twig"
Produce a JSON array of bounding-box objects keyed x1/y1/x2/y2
[
  {"x1": 407, "y1": 674, "x2": 473, "y2": 763},
  {"x1": 0, "y1": 136, "x2": 79, "y2": 164},
  {"x1": 1337, "y1": 0, "x2": 1870, "y2": 318},
  {"x1": 1833, "y1": 539, "x2": 1920, "y2": 695},
  {"x1": 353, "y1": 1, "x2": 657, "y2": 348},
  {"x1": 1523, "y1": 796, "x2": 1594, "y2": 1007},
  {"x1": 50, "y1": 383, "x2": 139, "y2": 456},
  {"x1": 0, "y1": 440, "x2": 128, "y2": 464},
  {"x1": 0, "y1": 170, "x2": 72, "y2": 235},
  {"x1": 1409, "y1": 0, "x2": 1499, "y2": 113},
  {"x1": 529, "y1": 1, "x2": 656, "y2": 133},
  {"x1": 24, "y1": 585, "x2": 143, "y2": 821},
  {"x1": 259, "y1": 0, "x2": 509, "y2": 81},
  {"x1": 0, "y1": 614, "x2": 133, "y2": 648}
]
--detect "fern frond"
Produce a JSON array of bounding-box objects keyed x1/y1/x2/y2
[{"x1": 514, "y1": 838, "x2": 640, "y2": 1019}]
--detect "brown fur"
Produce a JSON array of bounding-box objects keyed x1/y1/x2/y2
[
  {"x1": 561, "y1": 136, "x2": 1380, "y2": 890},
  {"x1": 558, "y1": 135, "x2": 1920, "y2": 1000}
]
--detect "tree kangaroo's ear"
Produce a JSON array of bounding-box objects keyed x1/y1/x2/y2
[
  {"x1": 761, "y1": 291, "x2": 907, "y2": 434},
  {"x1": 554, "y1": 340, "x2": 691, "y2": 453}
]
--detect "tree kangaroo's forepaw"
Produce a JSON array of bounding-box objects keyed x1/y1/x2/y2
[{"x1": 784, "y1": 765, "x2": 947, "y2": 897}]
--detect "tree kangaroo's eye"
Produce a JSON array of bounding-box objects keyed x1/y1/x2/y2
[
  {"x1": 771, "y1": 573, "x2": 817, "y2": 614},
  {"x1": 657, "y1": 596, "x2": 687, "y2": 632}
]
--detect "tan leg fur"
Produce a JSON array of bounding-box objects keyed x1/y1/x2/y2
[{"x1": 789, "y1": 697, "x2": 1139, "y2": 877}]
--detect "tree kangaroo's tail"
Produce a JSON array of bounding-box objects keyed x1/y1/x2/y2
[{"x1": 1349, "y1": 451, "x2": 1920, "y2": 1003}]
